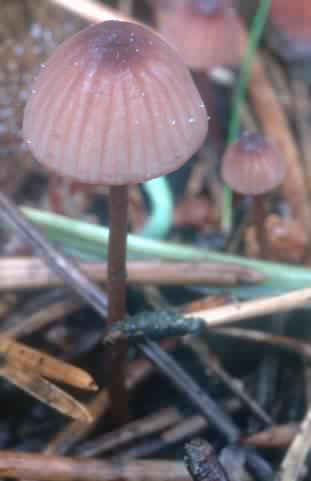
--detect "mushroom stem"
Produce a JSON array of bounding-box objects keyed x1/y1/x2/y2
[
  {"x1": 253, "y1": 195, "x2": 269, "y2": 259},
  {"x1": 107, "y1": 185, "x2": 128, "y2": 326},
  {"x1": 106, "y1": 184, "x2": 129, "y2": 424}
]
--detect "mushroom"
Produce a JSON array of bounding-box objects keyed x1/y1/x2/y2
[
  {"x1": 155, "y1": 0, "x2": 245, "y2": 71},
  {"x1": 23, "y1": 20, "x2": 208, "y2": 421},
  {"x1": 153, "y1": 0, "x2": 245, "y2": 154},
  {"x1": 268, "y1": 0, "x2": 311, "y2": 62},
  {"x1": 221, "y1": 132, "x2": 287, "y2": 258}
]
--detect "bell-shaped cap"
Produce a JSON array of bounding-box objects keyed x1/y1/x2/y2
[
  {"x1": 221, "y1": 132, "x2": 287, "y2": 196},
  {"x1": 157, "y1": 0, "x2": 245, "y2": 70},
  {"x1": 268, "y1": 0, "x2": 311, "y2": 62},
  {"x1": 23, "y1": 20, "x2": 208, "y2": 185}
]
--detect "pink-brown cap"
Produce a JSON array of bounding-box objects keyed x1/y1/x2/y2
[
  {"x1": 157, "y1": 0, "x2": 244, "y2": 70},
  {"x1": 23, "y1": 20, "x2": 208, "y2": 185},
  {"x1": 268, "y1": 0, "x2": 311, "y2": 61},
  {"x1": 221, "y1": 132, "x2": 287, "y2": 195}
]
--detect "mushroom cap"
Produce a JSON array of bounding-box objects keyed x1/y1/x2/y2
[
  {"x1": 23, "y1": 20, "x2": 208, "y2": 185},
  {"x1": 221, "y1": 132, "x2": 287, "y2": 196},
  {"x1": 158, "y1": 0, "x2": 244, "y2": 70},
  {"x1": 268, "y1": 0, "x2": 311, "y2": 62}
]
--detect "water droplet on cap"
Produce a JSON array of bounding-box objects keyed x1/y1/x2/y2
[
  {"x1": 197, "y1": 101, "x2": 205, "y2": 108},
  {"x1": 26, "y1": 139, "x2": 32, "y2": 144},
  {"x1": 188, "y1": 117, "x2": 195, "y2": 123},
  {"x1": 169, "y1": 119, "x2": 176, "y2": 125}
]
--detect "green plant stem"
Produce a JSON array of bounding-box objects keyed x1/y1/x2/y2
[
  {"x1": 222, "y1": 0, "x2": 272, "y2": 232},
  {"x1": 141, "y1": 176, "x2": 173, "y2": 239},
  {"x1": 22, "y1": 207, "x2": 311, "y2": 290}
]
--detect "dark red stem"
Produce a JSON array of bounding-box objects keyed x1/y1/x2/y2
[{"x1": 106, "y1": 184, "x2": 129, "y2": 425}]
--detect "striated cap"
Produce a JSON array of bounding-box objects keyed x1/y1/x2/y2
[
  {"x1": 158, "y1": 0, "x2": 244, "y2": 70},
  {"x1": 221, "y1": 132, "x2": 287, "y2": 196},
  {"x1": 23, "y1": 20, "x2": 208, "y2": 185}
]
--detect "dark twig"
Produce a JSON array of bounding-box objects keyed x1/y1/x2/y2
[
  {"x1": 113, "y1": 415, "x2": 208, "y2": 462},
  {"x1": 214, "y1": 326, "x2": 311, "y2": 362},
  {"x1": 0, "y1": 193, "x2": 107, "y2": 314},
  {"x1": 140, "y1": 340, "x2": 239, "y2": 441},
  {"x1": 45, "y1": 349, "x2": 171, "y2": 455},
  {"x1": 77, "y1": 407, "x2": 182, "y2": 457},
  {"x1": 0, "y1": 289, "x2": 81, "y2": 338},
  {"x1": 184, "y1": 337, "x2": 272, "y2": 426},
  {"x1": 242, "y1": 423, "x2": 297, "y2": 449}
]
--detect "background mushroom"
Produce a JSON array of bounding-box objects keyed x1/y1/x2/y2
[
  {"x1": 23, "y1": 19, "x2": 208, "y2": 423},
  {"x1": 221, "y1": 132, "x2": 287, "y2": 258}
]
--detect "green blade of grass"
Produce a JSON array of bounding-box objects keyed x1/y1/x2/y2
[
  {"x1": 141, "y1": 176, "x2": 173, "y2": 239},
  {"x1": 22, "y1": 207, "x2": 311, "y2": 291}
]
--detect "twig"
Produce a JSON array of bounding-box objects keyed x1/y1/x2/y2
[
  {"x1": 0, "y1": 290, "x2": 81, "y2": 338},
  {"x1": 0, "y1": 195, "x2": 272, "y2": 481},
  {"x1": 115, "y1": 415, "x2": 207, "y2": 461},
  {"x1": 249, "y1": 57, "x2": 311, "y2": 237},
  {"x1": 251, "y1": 316, "x2": 284, "y2": 432},
  {"x1": 213, "y1": 327, "x2": 311, "y2": 362},
  {"x1": 47, "y1": 354, "x2": 153, "y2": 454},
  {"x1": 185, "y1": 287, "x2": 311, "y2": 327},
  {"x1": 49, "y1": 0, "x2": 132, "y2": 23},
  {"x1": 0, "y1": 452, "x2": 189, "y2": 481},
  {"x1": 0, "y1": 194, "x2": 108, "y2": 316},
  {"x1": 242, "y1": 423, "x2": 297, "y2": 449},
  {"x1": 279, "y1": 405, "x2": 311, "y2": 481},
  {"x1": 23, "y1": 207, "x2": 311, "y2": 290},
  {"x1": 46, "y1": 341, "x2": 177, "y2": 455},
  {"x1": 77, "y1": 407, "x2": 182, "y2": 457},
  {"x1": 139, "y1": 340, "x2": 239, "y2": 441},
  {"x1": 0, "y1": 257, "x2": 264, "y2": 290},
  {"x1": 263, "y1": 53, "x2": 292, "y2": 116},
  {"x1": 0, "y1": 336, "x2": 96, "y2": 391},
  {"x1": 184, "y1": 337, "x2": 272, "y2": 426},
  {"x1": 289, "y1": 67, "x2": 311, "y2": 203}
]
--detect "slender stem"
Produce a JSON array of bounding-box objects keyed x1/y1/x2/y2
[
  {"x1": 106, "y1": 185, "x2": 129, "y2": 425},
  {"x1": 253, "y1": 196, "x2": 269, "y2": 259},
  {"x1": 107, "y1": 185, "x2": 128, "y2": 326}
]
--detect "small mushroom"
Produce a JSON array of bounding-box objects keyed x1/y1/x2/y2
[
  {"x1": 268, "y1": 0, "x2": 311, "y2": 62},
  {"x1": 23, "y1": 20, "x2": 208, "y2": 421},
  {"x1": 221, "y1": 132, "x2": 287, "y2": 258},
  {"x1": 156, "y1": 0, "x2": 244, "y2": 71}
]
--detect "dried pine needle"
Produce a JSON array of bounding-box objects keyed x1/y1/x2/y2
[{"x1": 0, "y1": 336, "x2": 97, "y2": 422}]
